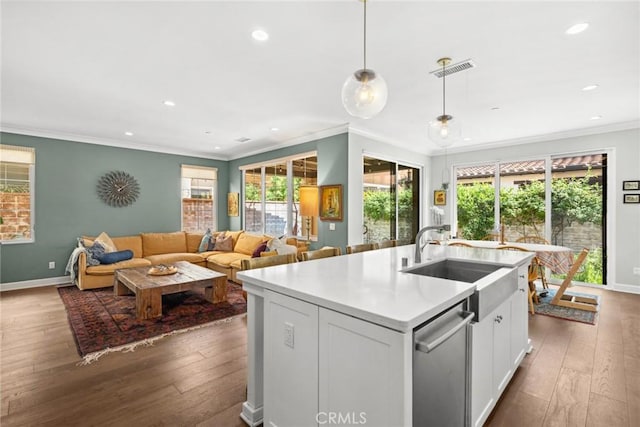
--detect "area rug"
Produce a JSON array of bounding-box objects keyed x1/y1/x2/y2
[
  {"x1": 57, "y1": 281, "x2": 246, "y2": 364},
  {"x1": 534, "y1": 288, "x2": 599, "y2": 325}
]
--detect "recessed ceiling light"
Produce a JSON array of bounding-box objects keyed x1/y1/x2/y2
[
  {"x1": 270, "y1": 127, "x2": 279, "y2": 131},
  {"x1": 463, "y1": 137, "x2": 472, "y2": 141},
  {"x1": 163, "y1": 100, "x2": 176, "y2": 107},
  {"x1": 566, "y1": 22, "x2": 589, "y2": 35},
  {"x1": 590, "y1": 115, "x2": 602, "y2": 120},
  {"x1": 251, "y1": 29, "x2": 269, "y2": 41},
  {"x1": 582, "y1": 84, "x2": 599, "y2": 91},
  {"x1": 214, "y1": 146, "x2": 222, "y2": 150},
  {"x1": 491, "y1": 107, "x2": 500, "y2": 111},
  {"x1": 124, "y1": 131, "x2": 134, "y2": 136},
  {"x1": 204, "y1": 131, "x2": 212, "y2": 134}
]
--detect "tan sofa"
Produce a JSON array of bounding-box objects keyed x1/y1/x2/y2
[{"x1": 75, "y1": 230, "x2": 279, "y2": 290}]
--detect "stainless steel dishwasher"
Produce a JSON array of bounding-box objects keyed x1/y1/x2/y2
[{"x1": 413, "y1": 300, "x2": 474, "y2": 426}]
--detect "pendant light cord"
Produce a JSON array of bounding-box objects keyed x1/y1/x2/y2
[
  {"x1": 363, "y1": 0, "x2": 367, "y2": 71},
  {"x1": 442, "y1": 60, "x2": 446, "y2": 116}
]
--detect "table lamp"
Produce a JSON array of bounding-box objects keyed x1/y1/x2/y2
[{"x1": 299, "y1": 186, "x2": 319, "y2": 240}]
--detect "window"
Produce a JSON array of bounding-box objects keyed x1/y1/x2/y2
[
  {"x1": 241, "y1": 152, "x2": 317, "y2": 239},
  {"x1": 454, "y1": 152, "x2": 607, "y2": 285},
  {"x1": 181, "y1": 165, "x2": 217, "y2": 232},
  {"x1": 0, "y1": 144, "x2": 35, "y2": 243},
  {"x1": 362, "y1": 156, "x2": 420, "y2": 245}
]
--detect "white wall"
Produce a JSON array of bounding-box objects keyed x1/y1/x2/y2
[
  {"x1": 347, "y1": 132, "x2": 431, "y2": 246},
  {"x1": 429, "y1": 128, "x2": 640, "y2": 291}
]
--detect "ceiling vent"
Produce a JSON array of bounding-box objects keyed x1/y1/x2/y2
[
  {"x1": 235, "y1": 137, "x2": 251, "y2": 143},
  {"x1": 430, "y1": 59, "x2": 476, "y2": 78}
]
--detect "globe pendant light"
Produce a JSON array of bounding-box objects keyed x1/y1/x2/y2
[
  {"x1": 342, "y1": 0, "x2": 388, "y2": 119},
  {"x1": 428, "y1": 57, "x2": 460, "y2": 148}
]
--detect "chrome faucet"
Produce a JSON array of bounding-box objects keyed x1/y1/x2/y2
[{"x1": 415, "y1": 224, "x2": 451, "y2": 263}]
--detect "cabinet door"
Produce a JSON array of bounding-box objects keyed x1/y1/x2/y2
[
  {"x1": 510, "y1": 264, "x2": 529, "y2": 368},
  {"x1": 264, "y1": 290, "x2": 319, "y2": 427},
  {"x1": 493, "y1": 298, "x2": 512, "y2": 395},
  {"x1": 470, "y1": 315, "x2": 495, "y2": 427},
  {"x1": 318, "y1": 308, "x2": 411, "y2": 427}
]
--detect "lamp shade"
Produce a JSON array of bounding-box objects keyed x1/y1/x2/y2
[{"x1": 299, "y1": 186, "x2": 319, "y2": 216}]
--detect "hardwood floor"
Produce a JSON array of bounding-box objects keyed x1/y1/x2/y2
[
  {"x1": 487, "y1": 285, "x2": 640, "y2": 427},
  {"x1": 1, "y1": 284, "x2": 639, "y2": 426}
]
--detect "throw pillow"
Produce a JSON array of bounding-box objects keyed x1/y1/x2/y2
[
  {"x1": 252, "y1": 242, "x2": 268, "y2": 258},
  {"x1": 97, "y1": 250, "x2": 134, "y2": 265},
  {"x1": 214, "y1": 234, "x2": 233, "y2": 252},
  {"x1": 94, "y1": 232, "x2": 117, "y2": 253},
  {"x1": 198, "y1": 228, "x2": 212, "y2": 252},
  {"x1": 267, "y1": 237, "x2": 298, "y2": 257},
  {"x1": 208, "y1": 231, "x2": 224, "y2": 251},
  {"x1": 81, "y1": 239, "x2": 105, "y2": 266}
]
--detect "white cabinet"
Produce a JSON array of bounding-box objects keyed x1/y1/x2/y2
[
  {"x1": 493, "y1": 300, "x2": 512, "y2": 395},
  {"x1": 471, "y1": 289, "x2": 525, "y2": 427},
  {"x1": 264, "y1": 290, "x2": 319, "y2": 427},
  {"x1": 318, "y1": 307, "x2": 411, "y2": 427},
  {"x1": 263, "y1": 290, "x2": 412, "y2": 427},
  {"x1": 510, "y1": 264, "x2": 530, "y2": 368}
]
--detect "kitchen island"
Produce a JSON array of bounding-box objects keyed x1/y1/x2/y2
[{"x1": 238, "y1": 244, "x2": 533, "y2": 427}]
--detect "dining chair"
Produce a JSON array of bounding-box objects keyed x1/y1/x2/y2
[
  {"x1": 447, "y1": 242, "x2": 475, "y2": 248},
  {"x1": 516, "y1": 235, "x2": 550, "y2": 245},
  {"x1": 550, "y1": 248, "x2": 596, "y2": 311},
  {"x1": 346, "y1": 243, "x2": 379, "y2": 254},
  {"x1": 515, "y1": 236, "x2": 550, "y2": 290},
  {"x1": 240, "y1": 253, "x2": 297, "y2": 300},
  {"x1": 497, "y1": 245, "x2": 539, "y2": 314},
  {"x1": 482, "y1": 232, "x2": 500, "y2": 241},
  {"x1": 301, "y1": 247, "x2": 342, "y2": 261},
  {"x1": 377, "y1": 240, "x2": 397, "y2": 249}
]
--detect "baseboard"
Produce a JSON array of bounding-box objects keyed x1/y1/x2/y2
[
  {"x1": 611, "y1": 282, "x2": 640, "y2": 294},
  {"x1": 0, "y1": 276, "x2": 71, "y2": 292}
]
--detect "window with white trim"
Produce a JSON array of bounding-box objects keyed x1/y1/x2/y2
[
  {"x1": 0, "y1": 144, "x2": 35, "y2": 243},
  {"x1": 181, "y1": 165, "x2": 217, "y2": 232},
  {"x1": 242, "y1": 152, "x2": 318, "y2": 239}
]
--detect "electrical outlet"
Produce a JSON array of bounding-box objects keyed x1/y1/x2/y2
[
  {"x1": 284, "y1": 322, "x2": 294, "y2": 348},
  {"x1": 329, "y1": 223, "x2": 336, "y2": 231},
  {"x1": 48, "y1": 261, "x2": 56, "y2": 269},
  {"x1": 633, "y1": 267, "x2": 640, "y2": 276}
]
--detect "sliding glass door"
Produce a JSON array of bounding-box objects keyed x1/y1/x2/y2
[
  {"x1": 363, "y1": 156, "x2": 420, "y2": 245},
  {"x1": 454, "y1": 152, "x2": 607, "y2": 285},
  {"x1": 550, "y1": 154, "x2": 606, "y2": 284}
]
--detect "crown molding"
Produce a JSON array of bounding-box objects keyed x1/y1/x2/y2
[
  {"x1": 430, "y1": 120, "x2": 640, "y2": 156},
  {"x1": 0, "y1": 124, "x2": 229, "y2": 161},
  {"x1": 226, "y1": 123, "x2": 349, "y2": 161}
]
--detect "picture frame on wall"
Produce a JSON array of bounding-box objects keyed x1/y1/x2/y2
[
  {"x1": 623, "y1": 194, "x2": 640, "y2": 204},
  {"x1": 622, "y1": 180, "x2": 640, "y2": 191},
  {"x1": 227, "y1": 192, "x2": 239, "y2": 216},
  {"x1": 434, "y1": 190, "x2": 446, "y2": 206},
  {"x1": 319, "y1": 184, "x2": 343, "y2": 221}
]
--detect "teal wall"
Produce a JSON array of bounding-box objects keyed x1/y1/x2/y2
[
  {"x1": 229, "y1": 133, "x2": 349, "y2": 251},
  {"x1": 0, "y1": 132, "x2": 229, "y2": 284}
]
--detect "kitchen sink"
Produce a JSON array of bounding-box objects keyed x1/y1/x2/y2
[
  {"x1": 404, "y1": 259, "x2": 518, "y2": 321},
  {"x1": 405, "y1": 259, "x2": 503, "y2": 283}
]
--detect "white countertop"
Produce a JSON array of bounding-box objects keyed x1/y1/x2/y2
[{"x1": 238, "y1": 244, "x2": 533, "y2": 333}]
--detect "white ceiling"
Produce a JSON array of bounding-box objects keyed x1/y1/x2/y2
[{"x1": 2, "y1": 1, "x2": 639, "y2": 160}]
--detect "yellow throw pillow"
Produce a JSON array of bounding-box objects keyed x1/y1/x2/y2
[
  {"x1": 94, "y1": 232, "x2": 117, "y2": 253},
  {"x1": 235, "y1": 233, "x2": 267, "y2": 255}
]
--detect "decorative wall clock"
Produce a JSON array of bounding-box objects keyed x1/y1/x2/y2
[{"x1": 97, "y1": 171, "x2": 140, "y2": 207}]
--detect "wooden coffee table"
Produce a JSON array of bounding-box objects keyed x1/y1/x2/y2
[{"x1": 113, "y1": 261, "x2": 227, "y2": 320}]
